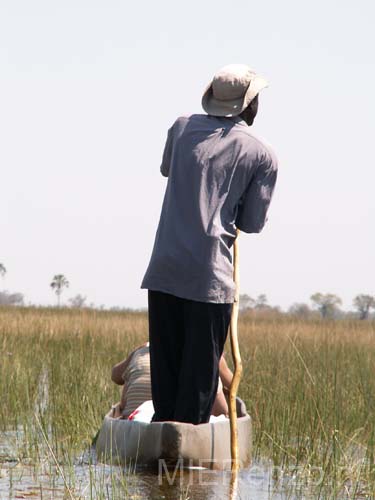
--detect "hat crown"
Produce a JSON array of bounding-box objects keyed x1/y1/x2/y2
[
  {"x1": 212, "y1": 64, "x2": 254, "y2": 102},
  {"x1": 201, "y1": 63, "x2": 268, "y2": 117}
]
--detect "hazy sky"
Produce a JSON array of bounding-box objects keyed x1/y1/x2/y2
[{"x1": 1, "y1": 0, "x2": 374, "y2": 310}]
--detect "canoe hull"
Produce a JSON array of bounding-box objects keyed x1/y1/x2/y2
[{"x1": 96, "y1": 398, "x2": 251, "y2": 470}]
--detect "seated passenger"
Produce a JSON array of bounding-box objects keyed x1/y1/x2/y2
[{"x1": 111, "y1": 343, "x2": 233, "y2": 420}]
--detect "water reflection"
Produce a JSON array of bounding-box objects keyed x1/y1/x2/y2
[
  {"x1": 0, "y1": 436, "x2": 312, "y2": 499},
  {"x1": 0, "y1": 460, "x2": 284, "y2": 499},
  {"x1": 136, "y1": 464, "x2": 292, "y2": 500}
]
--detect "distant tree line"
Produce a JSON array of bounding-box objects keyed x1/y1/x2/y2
[
  {"x1": 1, "y1": 261, "x2": 375, "y2": 318},
  {"x1": 240, "y1": 292, "x2": 375, "y2": 320}
]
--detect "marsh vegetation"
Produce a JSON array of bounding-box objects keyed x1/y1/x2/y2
[{"x1": 0, "y1": 306, "x2": 374, "y2": 498}]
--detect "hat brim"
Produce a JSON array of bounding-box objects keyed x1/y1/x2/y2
[{"x1": 201, "y1": 74, "x2": 269, "y2": 117}]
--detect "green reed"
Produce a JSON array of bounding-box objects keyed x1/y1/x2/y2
[{"x1": 1, "y1": 305, "x2": 375, "y2": 498}]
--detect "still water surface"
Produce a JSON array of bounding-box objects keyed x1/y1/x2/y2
[{"x1": 0, "y1": 431, "x2": 315, "y2": 499}]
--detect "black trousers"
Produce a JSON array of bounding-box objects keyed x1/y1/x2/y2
[{"x1": 148, "y1": 290, "x2": 232, "y2": 425}]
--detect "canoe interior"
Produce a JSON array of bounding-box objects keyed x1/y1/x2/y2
[{"x1": 96, "y1": 397, "x2": 252, "y2": 470}]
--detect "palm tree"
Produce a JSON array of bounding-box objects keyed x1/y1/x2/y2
[
  {"x1": 0, "y1": 263, "x2": 6, "y2": 279},
  {"x1": 0, "y1": 263, "x2": 6, "y2": 293},
  {"x1": 50, "y1": 274, "x2": 70, "y2": 307}
]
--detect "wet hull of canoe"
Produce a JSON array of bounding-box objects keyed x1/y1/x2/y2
[{"x1": 96, "y1": 398, "x2": 251, "y2": 470}]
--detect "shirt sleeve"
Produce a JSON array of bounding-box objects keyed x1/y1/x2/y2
[
  {"x1": 160, "y1": 125, "x2": 174, "y2": 177},
  {"x1": 235, "y1": 150, "x2": 278, "y2": 233}
]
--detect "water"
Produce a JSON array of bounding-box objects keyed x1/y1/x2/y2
[
  {"x1": 0, "y1": 433, "x2": 317, "y2": 499},
  {"x1": 0, "y1": 458, "x2": 291, "y2": 499}
]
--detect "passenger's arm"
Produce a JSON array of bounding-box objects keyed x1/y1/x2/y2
[
  {"x1": 219, "y1": 355, "x2": 233, "y2": 391},
  {"x1": 111, "y1": 351, "x2": 135, "y2": 385},
  {"x1": 111, "y1": 342, "x2": 148, "y2": 385}
]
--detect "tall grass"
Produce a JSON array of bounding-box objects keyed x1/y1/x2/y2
[
  {"x1": 239, "y1": 313, "x2": 375, "y2": 496},
  {"x1": 1, "y1": 305, "x2": 375, "y2": 497},
  {"x1": 0, "y1": 307, "x2": 146, "y2": 446},
  {"x1": 0, "y1": 306, "x2": 147, "y2": 498}
]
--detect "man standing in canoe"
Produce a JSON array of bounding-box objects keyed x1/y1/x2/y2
[{"x1": 141, "y1": 64, "x2": 278, "y2": 425}]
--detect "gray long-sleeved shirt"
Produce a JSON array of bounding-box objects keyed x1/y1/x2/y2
[{"x1": 141, "y1": 113, "x2": 278, "y2": 303}]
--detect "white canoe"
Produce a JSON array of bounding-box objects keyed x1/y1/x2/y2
[{"x1": 96, "y1": 397, "x2": 251, "y2": 470}]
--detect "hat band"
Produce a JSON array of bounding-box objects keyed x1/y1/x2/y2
[{"x1": 212, "y1": 81, "x2": 250, "y2": 102}]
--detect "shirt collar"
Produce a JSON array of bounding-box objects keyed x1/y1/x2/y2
[
  {"x1": 230, "y1": 116, "x2": 249, "y2": 127},
  {"x1": 205, "y1": 113, "x2": 248, "y2": 128},
  {"x1": 226, "y1": 115, "x2": 249, "y2": 128}
]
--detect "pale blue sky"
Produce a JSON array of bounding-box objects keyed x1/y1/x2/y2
[{"x1": 1, "y1": 0, "x2": 374, "y2": 310}]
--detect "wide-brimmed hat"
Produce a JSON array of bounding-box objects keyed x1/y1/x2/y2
[{"x1": 202, "y1": 64, "x2": 269, "y2": 117}]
